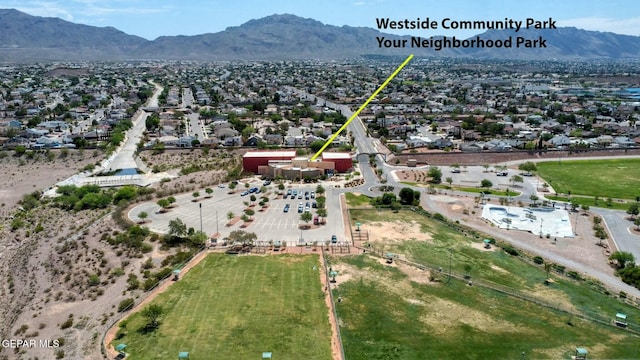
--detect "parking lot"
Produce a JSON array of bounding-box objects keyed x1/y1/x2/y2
[{"x1": 128, "y1": 180, "x2": 345, "y2": 246}]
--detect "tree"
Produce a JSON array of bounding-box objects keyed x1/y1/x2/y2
[
  {"x1": 157, "y1": 198, "x2": 170, "y2": 211},
  {"x1": 188, "y1": 231, "x2": 207, "y2": 247},
  {"x1": 445, "y1": 177, "x2": 453, "y2": 187},
  {"x1": 518, "y1": 161, "x2": 537, "y2": 173},
  {"x1": 480, "y1": 179, "x2": 493, "y2": 189},
  {"x1": 168, "y1": 218, "x2": 187, "y2": 239},
  {"x1": 529, "y1": 194, "x2": 539, "y2": 206},
  {"x1": 227, "y1": 230, "x2": 257, "y2": 245},
  {"x1": 205, "y1": 188, "x2": 213, "y2": 198},
  {"x1": 192, "y1": 191, "x2": 200, "y2": 200},
  {"x1": 167, "y1": 196, "x2": 176, "y2": 207},
  {"x1": 300, "y1": 211, "x2": 313, "y2": 226},
  {"x1": 317, "y1": 207, "x2": 327, "y2": 221},
  {"x1": 227, "y1": 211, "x2": 235, "y2": 220},
  {"x1": 229, "y1": 182, "x2": 237, "y2": 191},
  {"x1": 635, "y1": 217, "x2": 640, "y2": 230},
  {"x1": 309, "y1": 140, "x2": 326, "y2": 153},
  {"x1": 609, "y1": 251, "x2": 635, "y2": 269},
  {"x1": 316, "y1": 184, "x2": 325, "y2": 195},
  {"x1": 141, "y1": 304, "x2": 163, "y2": 329},
  {"x1": 427, "y1": 166, "x2": 442, "y2": 184},
  {"x1": 138, "y1": 211, "x2": 148, "y2": 223},
  {"x1": 510, "y1": 175, "x2": 524, "y2": 187},
  {"x1": 483, "y1": 164, "x2": 490, "y2": 172},
  {"x1": 399, "y1": 187, "x2": 420, "y2": 206},
  {"x1": 627, "y1": 203, "x2": 639, "y2": 219}
]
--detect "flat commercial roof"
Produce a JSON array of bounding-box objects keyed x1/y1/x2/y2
[
  {"x1": 321, "y1": 152, "x2": 351, "y2": 159},
  {"x1": 243, "y1": 150, "x2": 296, "y2": 158}
]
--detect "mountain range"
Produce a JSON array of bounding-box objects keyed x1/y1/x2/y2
[{"x1": 1, "y1": 9, "x2": 640, "y2": 62}]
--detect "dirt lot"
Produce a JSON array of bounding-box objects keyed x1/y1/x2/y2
[
  {"x1": 0, "y1": 149, "x2": 102, "y2": 211},
  {"x1": 0, "y1": 149, "x2": 242, "y2": 359}
]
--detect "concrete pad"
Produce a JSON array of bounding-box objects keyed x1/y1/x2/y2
[{"x1": 481, "y1": 204, "x2": 574, "y2": 238}]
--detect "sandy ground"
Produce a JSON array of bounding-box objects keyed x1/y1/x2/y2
[
  {"x1": 0, "y1": 149, "x2": 243, "y2": 360},
  {"x1": 0, "y1": 149, "x2": 102, "y2": 211}
]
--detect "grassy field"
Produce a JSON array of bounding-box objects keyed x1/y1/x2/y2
[
  {"x1": 536, "y1": 158, "x2": 640, "y2": 200},
  {"x1": 338, "y1": 209, "x2": 640, "y2": 359},
  {"x1": 112, "y1": 254, "x2": 332, "y2": 360},
  {"x1": 345, "y1": 192, "x2": 373, "y2": 208}
]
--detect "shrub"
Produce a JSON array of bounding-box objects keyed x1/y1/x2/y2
[
  {"x1": 60, "y1": 317, "x2": 73, "y2": 330},
  {"x1": 503, "y1": 245, "x2": 519, "y2": 256},
  {"x1": 533, "y1": 256, "x2": 544, "y2": 265},
  {"x1": 118, "y1": 298, "x2": 135, "y2": 312}
]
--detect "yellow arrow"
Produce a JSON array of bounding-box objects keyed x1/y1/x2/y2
[{"x1": 310, "y1": 53, "x2": 414, "y2": 161}]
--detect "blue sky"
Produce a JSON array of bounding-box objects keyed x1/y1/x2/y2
[{"x1": 2, "y1": 0, "x2": 640, "y2": 40}]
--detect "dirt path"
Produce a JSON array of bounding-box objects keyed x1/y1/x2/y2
[
  {"x1": 102, "y1": 249, "x2": 210, "y2": 359},
  {"x1": 319, "y1": 250, "x2": 344, "y2": 360}
]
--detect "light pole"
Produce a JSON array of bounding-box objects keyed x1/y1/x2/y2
[
  {"x1": 216, "y1": 210, "x2": 219, "y2": 237},
  {"x1": 199, "y1": 203, "x2": 203, "y2": 234},
  {"x1": 539, "y1": 218, "x2": 543, "y2": 238}
]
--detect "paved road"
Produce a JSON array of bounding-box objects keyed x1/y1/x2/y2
[
  {"x1": 182, "y1": 88, "x2": 208, "y2": 141},
  {"x1": 294, "y1": 88, "x2": 640, "y2": 297},
  {"x1": 593, "y1": 207, "x2": 640, "y2": 263}
]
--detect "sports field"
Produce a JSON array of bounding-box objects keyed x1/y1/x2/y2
[
  {"x1": 112, "y1": 254, "x2": 332, "y2": 360},
  {"x1": 536, "y1": 158, "x2": 640, "y2": 200},
  {"x1": 336, "y1": 209, "x2": 640, "y2": 359}
]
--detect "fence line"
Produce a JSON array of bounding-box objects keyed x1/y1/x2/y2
[{"x1": 321, "y1": 247, "x2": 346, "y2": 360}]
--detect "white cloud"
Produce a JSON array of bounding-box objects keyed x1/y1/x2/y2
[
  {"x1": 559, "y1": 16, "x2": 640, "y2": 36},
  {"x1": 353, "y1": 1, "x2": 365, "y2": 5}
]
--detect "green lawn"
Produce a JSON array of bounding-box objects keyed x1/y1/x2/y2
[
  {"x1": 113, "y1": 254, "x2": 332, "y2": 360},
  {"x1": 332, "y1": 255, "x2": 640, "y2": 360},
  {"x1": 336, "y1": 209, "x2": 640, "y2": 359},
  {"x1": 537, "y1": 158, "x2": 640, "y2": 200},
  {"x1": 345, "y1": 192, "x2": 373, "y2": 208}
]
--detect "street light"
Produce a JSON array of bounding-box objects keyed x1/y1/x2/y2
[{"x1": 199, "y1": 203, "x2": 203, "y2": 234}]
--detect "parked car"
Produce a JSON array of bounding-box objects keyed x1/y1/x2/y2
[
  {"x1": 283, "y1": 204, "x2": 290, "y2": 213},
  {"x1": 331, "y1": 235, "x2": 337, "y2": 243},
  {"x1": 241, "y1": 191, "x2": 249, "y2": 196}
]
